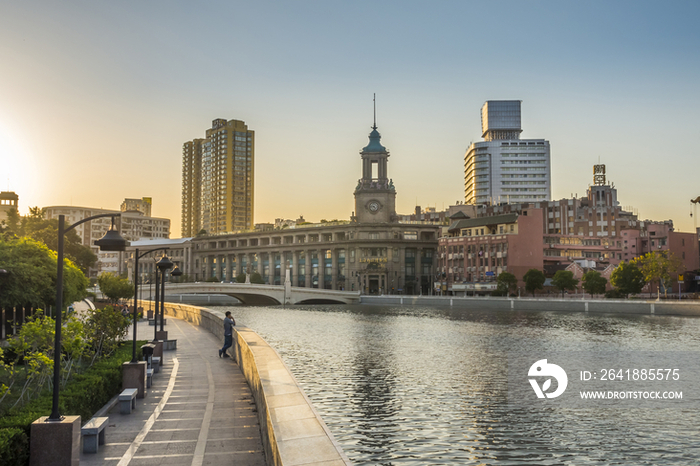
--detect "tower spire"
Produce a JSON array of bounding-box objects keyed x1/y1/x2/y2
[{"x1": 373, "y1": 93, "x2": 377, "y2": 130}]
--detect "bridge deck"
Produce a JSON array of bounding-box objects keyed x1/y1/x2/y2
[{"x1": 164, "y1": 282, "x2": 360, "y2": 305}]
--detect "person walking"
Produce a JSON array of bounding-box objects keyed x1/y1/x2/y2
[{"x1": 219, "y1": 311, "x2": 236, "y2": 358}]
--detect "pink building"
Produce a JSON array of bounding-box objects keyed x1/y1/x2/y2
[
  {"x1": 438, "y1": 209, "x2": 543, "y2": 293},
  {"x1": 439, "y1": 166, "x2": 699, "y2": 294}
]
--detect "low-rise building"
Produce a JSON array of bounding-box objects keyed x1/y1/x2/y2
[
  {"x1": 438, "y1": 165, "x2": 699, "y2": 294},
  {"x1": 0, "y1": 191, "x2": 18, "y2": 224},
  {"x1": 44, "y1": 200, "x2": 171, "y2": 278},
  {"x1": 124, "y1": 237, "x2": 194, "y2": 285}
]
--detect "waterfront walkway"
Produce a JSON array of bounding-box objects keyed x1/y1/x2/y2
[{"x1": 80, "y1": 317, "x2": 266, "y2": 466}]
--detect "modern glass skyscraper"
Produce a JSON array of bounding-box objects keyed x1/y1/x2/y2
[
  {"x1": 181, "y1": 119, "x2": 254, "y2": 236},
  {"x1": 464, "y1": 101, "x2": 551, "y2": 205}
]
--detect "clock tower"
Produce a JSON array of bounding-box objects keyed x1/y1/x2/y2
[{"x1": 353, "y1": 118, "x2": 397, "y2": 224}]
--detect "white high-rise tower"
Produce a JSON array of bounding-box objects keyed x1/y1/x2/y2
[{"x1": 464, "y1": 101, "x2": 551, "y2": 205}]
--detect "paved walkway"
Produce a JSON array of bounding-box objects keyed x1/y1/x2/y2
[{"x1": 80, "y1": 317, "x2": 266, "y2": 466}]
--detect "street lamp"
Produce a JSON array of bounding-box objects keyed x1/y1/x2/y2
[
  {"x1": 171, "y1": 265, "x2": 183, "y2": 282},
  {"x1": 130, "y1": 247, "x2": 169, "y2": 363},
  {"x1": 155, "y1": 255, "x2": 173, "y2": 337},
  {"x1": 0, "y1": 269, "x2": 9, "y2": 340},
  {"x1": 50, "y1": 214, "x2": 127, "y2": 421}
]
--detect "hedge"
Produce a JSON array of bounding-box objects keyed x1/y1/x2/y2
[
  {"x1": 0, "y1": 428, "x2": 28, "y2": 466},
  {"x1": 0, "y1": 341, "x2": 146, "y2": 466}
]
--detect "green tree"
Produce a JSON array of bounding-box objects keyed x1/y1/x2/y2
[
  {"x1": 632, "y1": 252, "x2": 683, "y2": 298},
  {"x1": 0, "y1": 207, "x2": 21, "y2": 239},
  {"x1": 2, "y1": 207, "x2": 97, "y2": 272},
  {"x1": 236, "y1": 272, "x2": 247, "y2": 283},
  {"x1": 82, "y1": 306, "x2": 130, "y2": 359},
  {"x1": 552, "y1": 270, "x2": 579, "y2": 297},
  {"x1": 523, "y1": 268, "x2": 546, "y2": 297},
  {"x1": 4, "y1": 311, "x2": 86, "y2": 409},
  {"x1": 582, "y1": 270, "x2": 607, "y2": 296},
  {"x1": 27, "y1": 221, "x2": 97, "y2": 273},
  {"x1": 495, "y1": 272, "x2": 518, "y2": 296},
  {"x1": 97, "y1": 272, "x2": 134, "y2": 304},
  {"x1": 250, "y1": 272, "x2": 265, "y2": 284},
  {"x1": 610, "y1": 261, "x2": 645, "y2": 298},
  {"x1": 0, "y1": 237, "x2": 88, "y2": 310}
]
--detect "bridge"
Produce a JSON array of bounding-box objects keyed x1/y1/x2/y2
[{"x1": 162, "y1": 282, "x2": 361, "y2": 305}]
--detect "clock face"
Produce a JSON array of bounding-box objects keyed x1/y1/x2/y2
[{"x1": 368, "y1": 201, "x2": 380, "y2": 213}]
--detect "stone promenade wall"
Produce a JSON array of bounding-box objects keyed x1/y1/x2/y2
[
  {"x1": 161, "y1": 302, "x2": 352, "y2": 466},
  {"x1": 359, "y1": 295, "x2": 700, "y2": 316}
]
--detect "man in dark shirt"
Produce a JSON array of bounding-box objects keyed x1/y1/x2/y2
[{"x1": 219, "y1": 311, "x2": 236, "y2": 358}]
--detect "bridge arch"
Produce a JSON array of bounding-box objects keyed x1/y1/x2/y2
[
  {"x1": 163, "y1": 283, "x2": 360, "y2": 306},
  {"x1": 295, "y1": 298, "x2": 349, "y2": 305},
  {"x1": 221, "y1": 293, "x2": 280, "y2": 306}
]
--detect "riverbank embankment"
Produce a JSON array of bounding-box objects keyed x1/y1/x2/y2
[
  {"x1": 359, "y1": 295, "x2": 700, "y2": 316},
  {"x1": 156, "y1": 301, "x2": 353, "y2": 466}
]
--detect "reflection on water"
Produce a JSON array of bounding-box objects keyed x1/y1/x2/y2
[{"x1": 222, "y1": 305, "x2": 700, "y2": 465}]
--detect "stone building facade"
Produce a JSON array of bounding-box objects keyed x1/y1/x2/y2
[{"x1": 190, "y1": 120, "x2": 440, "y2": 295}]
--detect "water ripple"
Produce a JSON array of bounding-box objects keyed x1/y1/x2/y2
[{"x1": 223, "y1": 304, "x2": 700, "y2": 465}]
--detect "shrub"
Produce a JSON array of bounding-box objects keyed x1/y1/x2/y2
[
  {"x1": 605, "y1": 288, "x2": 626, "y2": 299},
  {"x1": 0, "y1": 342, "x2": 145, "y2": 465},
  {"x1": 0, "y1": 427, "x2": 28, "y2": 466}
]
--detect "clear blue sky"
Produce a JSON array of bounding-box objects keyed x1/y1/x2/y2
[{"x1": 2, "y1": 1, "x2": 699, "y2": 234}]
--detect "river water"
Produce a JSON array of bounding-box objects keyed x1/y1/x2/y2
[{"x1": 220, "y1": 304, "x2": 700, "y2": 465}]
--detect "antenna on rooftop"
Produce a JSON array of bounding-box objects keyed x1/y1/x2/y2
[{"x1": 373, "y1": 93, "x2": 377, "y2": 129}]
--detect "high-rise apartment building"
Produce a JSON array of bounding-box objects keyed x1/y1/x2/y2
[
  {"x1": 464, "y1": 101, "x2": 551, "y2": 205},
  {"x1": 182, "y1": 119, "x2": 254, "y2": 236},
  {"x1": 182, "y1": 139, "x2": 203, "y2": 237}
]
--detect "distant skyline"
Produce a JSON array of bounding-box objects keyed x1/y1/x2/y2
[{"x1": 2, "y1": 1, "x2": 700, "y2": 235}]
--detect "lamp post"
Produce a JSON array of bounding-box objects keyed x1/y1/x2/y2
[
  {"x1": 153, "y1": 265, "x2": 160, "y2": 340},
  {"x1": 155, "y1": 255, "x2": 173, "y2": 336},
  {"x1": 50, "y1": 214, "x2": 127, "y2": 421},
  {"x1": 171, "y1": 265, "x2": 183, "y2": 282},
  {"x1": 131, "y1": 247, "x2": 169, "y2": 363},
  {"x1": 0, "y1": 269, "x2": 9, "y2": 340}
]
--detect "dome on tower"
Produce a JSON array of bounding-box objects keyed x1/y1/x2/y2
[{"x1": 362, "y1": 126, "x2": 387, "y2": 153}]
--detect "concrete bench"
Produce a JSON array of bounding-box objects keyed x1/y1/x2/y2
[
  {"x1": 146, "y1": 368, "x2": 154, "y2": 388},
  {"x1": 81, "y1": 416, "x2": 108, "y2": 453},
  {"x1": 148, "y1": 319, "x2": 166, "y2": 326},
  {"x1": 163, "y1": 339, "x2": 177, "y2": 351},
  {"x1": 119, "y1": 388, "x2": 138, "y2": 414},
  {"x1": 152, "y1": 356, "x2": 161, "y2": 373}
]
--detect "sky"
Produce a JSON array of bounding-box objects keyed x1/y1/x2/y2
[{"x1": 2, "y1": 1, "x2": 700, "y2": 236}]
